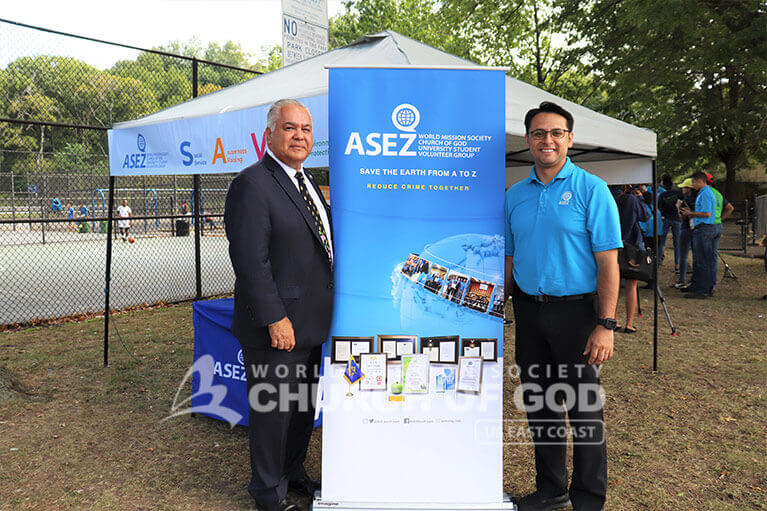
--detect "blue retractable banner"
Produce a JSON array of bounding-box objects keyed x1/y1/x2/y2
[
  {"x1": 329, "y1": 66, "x2": 506, "y2": 350},
  {"x1": 320, "y1": 67, "x2": 507, "y2": 506},
  {"x1": 107, "y1": 94, "x2": 329, "y2": 176}
]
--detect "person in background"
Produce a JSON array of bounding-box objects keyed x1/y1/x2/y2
[
  {"x1": 680, "y1": 172, "x2": 717, "y2": 299},
  {"x1": 705, "y1": 172, "x2": 735, "y2": 289},
  {"x1": 614, "y1": 186, "x2": 650, "y2": 333},
  {"x1": 658, "y1": 176, "x2": 684, "y2": 273},
  {"x1": 639, "y1": 190, "x2": 662, "y2": 289},
  {"x1": 117, "y1": 199, "x2": 132, "y2": 242},
  {"x1": 67, "y1": 203, "x2": 75, "y2": 232},
  {"x1": 673, "y1": 179, "x2": 697, "y2": 289}
]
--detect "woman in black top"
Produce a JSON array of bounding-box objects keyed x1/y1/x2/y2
[{"x1": 614, "y1": 186, "x2": 650, "y2": 333}]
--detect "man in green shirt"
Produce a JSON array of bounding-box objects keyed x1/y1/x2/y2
[{"x1": 706, "y1": 172, "x2": 734, "y2": 288}]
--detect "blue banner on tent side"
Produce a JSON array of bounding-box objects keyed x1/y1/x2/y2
[
  {"x1": 107, "y1": 94, "x2": 329, "y2": 176},
  {"x1": 328, "y1": 67, "x2": 506, "y2": 343}
]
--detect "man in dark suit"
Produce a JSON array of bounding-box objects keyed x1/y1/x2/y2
[{"x1": 225, "y1": 99, "x2": 333, "y2": 511}]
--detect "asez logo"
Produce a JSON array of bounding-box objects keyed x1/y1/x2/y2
[
  {"x1": 122, "y1": 133, "x2": 147, "y2": 169},
  {"x1": 344, "y1": 104, "x2": 419, "y2": 157},
  {"x1": 391, "y1": 104, "x2": 420, "y2": 132},
  {"x1": 559, "y1": 191, "x2": 572, "y2": 206}
]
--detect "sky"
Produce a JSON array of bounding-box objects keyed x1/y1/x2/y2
[{"x1": 0, "y1": 0, "x2": 345, "y2": 70}]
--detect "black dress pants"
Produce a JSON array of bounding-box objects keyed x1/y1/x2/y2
[
  {"x1": 512, "y1": 293, "x2": 607, "y2": 511},
  {"x1": 240, "y1": 342, "x2": 322, "y2": 505}
]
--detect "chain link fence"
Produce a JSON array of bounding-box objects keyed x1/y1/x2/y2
[
  {"x1": 718, "y1": 200, "x2": 749, "y2": 255},
  {"x1": 0, "y1": 19, "x2": 260, "y2": 326}
]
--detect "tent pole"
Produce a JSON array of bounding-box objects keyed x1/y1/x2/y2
[
  {"x1": 192, "y1": 59, "x2": 203, "y2": 300},
  {"x1": 652, "y1": 160, "x2": 658, "y2": 372},
  {"x1": 194, "y1": 174, "x2": 202, "y2": 299},
  {"x1": 103, "y1": 175, "x2": 116, "y2": 367}
]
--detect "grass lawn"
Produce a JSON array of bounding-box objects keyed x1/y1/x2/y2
[{"x1": 1, "y1": 253, "x2": 765, "y2": 510}]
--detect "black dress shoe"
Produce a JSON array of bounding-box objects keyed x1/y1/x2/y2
[
  {"x1": 516, "y1": 491, "x2": 572, "y2": 511},
  {"x1": 255, "y1": 497, "x2": 301, "y2": 511},
  {"x1": 288, "y1": 475, "x2": 320, "y2": 497}
]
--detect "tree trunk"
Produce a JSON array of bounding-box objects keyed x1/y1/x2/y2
[
  {"x1": 533, "y1": 1, "x2": 543, "y2": 86},
  {"x1": 724, "y1": 156, "x2": 738, "y2": 200},
  {"x1": 37, "y1": 125, "x2": 45, "y2": 171}
]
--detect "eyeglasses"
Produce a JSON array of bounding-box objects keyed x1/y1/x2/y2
[{"x1": 528, "y1": 129, "x2": 571, "y2": 140}]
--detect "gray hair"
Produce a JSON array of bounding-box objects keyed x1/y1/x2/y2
[{"x1": 266, "y1": 99, "x2": 312, "y2": 131}]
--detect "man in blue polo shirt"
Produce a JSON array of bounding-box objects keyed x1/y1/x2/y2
[
  {"x1": 504, "y1": 102, "x2": 622, "y2": 511},
  {"x1": 680, "y1": 171, "x2": 717, "y2": 298}
]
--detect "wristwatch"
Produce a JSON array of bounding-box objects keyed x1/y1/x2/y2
[{"x1": 597, "y1": 317, "x2": 618, "y2": 331}]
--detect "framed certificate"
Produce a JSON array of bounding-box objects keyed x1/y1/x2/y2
[
  {"x1": 461, "y1": 338, "x2": 497, "y2": 362},
  {"x1": 331, "y1": 336, "x2": 374, "y2": 364},
  {"x1": 420, "y1": 335, "x2": 459, "y2": 364},
  {"x1": 377, "y1": 335, "x2": 418, "y2": 362},
  {"x1": 359, "y1": 353, "x2": 388, "y2": 391},
  {"x1": 401, "y1": 353, "x2": 430, "y2": 393},
  {"x1": 456, "y1": 356, "x2": 483, "y2": 394}
]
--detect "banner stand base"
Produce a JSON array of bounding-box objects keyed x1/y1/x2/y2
[{"x1": 312, "y1": 494, "x2": 517, "y2": 511}]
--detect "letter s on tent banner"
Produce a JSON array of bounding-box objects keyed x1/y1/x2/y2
[{"x1": 321, "y1": 66, "x2": 507, "y2": 507}]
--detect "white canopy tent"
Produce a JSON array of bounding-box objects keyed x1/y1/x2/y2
[
  {"x1": 111, "y1": 30, "x2": 665, "y2": 370},
  {"x1": 115, "y1": 30, "x2": 657, "y2": 187}
]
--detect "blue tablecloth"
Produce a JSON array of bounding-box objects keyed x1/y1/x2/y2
[
  {"x1": 191, "y1": 298, "x2": 323, "y2": 427},
  {"x1": 192, "y1": 298, "x2": 249, "y2": 426}
]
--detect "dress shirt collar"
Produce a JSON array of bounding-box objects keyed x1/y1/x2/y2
[{"x1": 266, "y1": 146, "x2": 305, "y2": 179}]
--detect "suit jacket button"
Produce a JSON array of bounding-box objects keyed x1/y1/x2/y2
[{"x1": 327, "y1": 282, "x2": 333, "y2": 289}]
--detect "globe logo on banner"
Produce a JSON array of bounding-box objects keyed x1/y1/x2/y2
[
  {"x1": 392, "y1": 104, "x2": 420, "y2": 132},
  {"x1": 237, "y1": 349, "x2": 245, "y2": 366},
  {"x1": 136, "y1": 134, "x2": 146, "y2": 152}
]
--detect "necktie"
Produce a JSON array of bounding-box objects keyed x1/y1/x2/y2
[{"x1": 295, "y1": 171, "x2": 332, "y2": 262}]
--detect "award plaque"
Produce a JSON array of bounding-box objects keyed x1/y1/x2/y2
[
  {"x1": 456, "y1": 356, "x2": 483, "y2": 394},
  {"x1": 461, "y1": 338, "x2": 497, "y2": 362},
  {"x1": 359, "y1": 353, "x2": 388, "y2": 391},
  {"x1": 331, "y1": 336, "x2": 374, "y2": 364},
  {"x1": 377, "y1": 335, "x2": 418, "y2": 362},
  {"x1": 420, "y1": 335, "x2": 459, "y2": 364}
]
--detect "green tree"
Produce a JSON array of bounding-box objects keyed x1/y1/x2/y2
[
  {"x1": 564, "y1": 0, "x2": 767, "y2": 196},
  {"x1": 330, "y1": 0, "x2": 600, "y2": 105},
  {"x1": 330, "y1": 0, "x2": 474, "y2": 59},
  {"x1": 111, "y1": 52, "x2": 191, "y2": 109},
  {"x1": 254, "y1": 45, "x2": 283, "y2": 73}
]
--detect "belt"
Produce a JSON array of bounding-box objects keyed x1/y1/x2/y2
[{"x1": 516, "y1": 290, "x2": 596, "y2": 303}]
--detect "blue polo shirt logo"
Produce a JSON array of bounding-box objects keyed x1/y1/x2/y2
[{"x1": 559, "y1": 191, "x2": 573, "y2": 206}]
